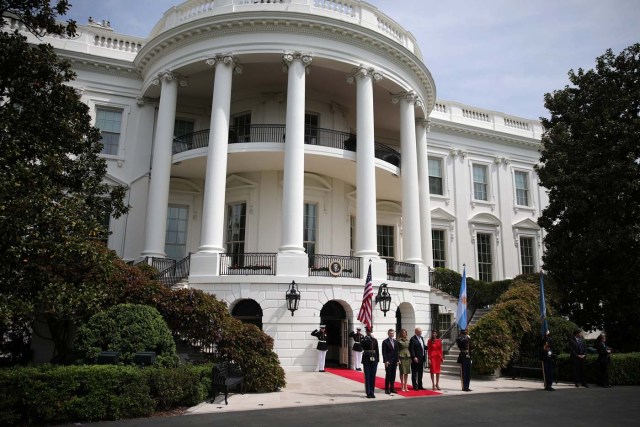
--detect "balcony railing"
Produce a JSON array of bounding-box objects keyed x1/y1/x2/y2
[
  {"x1": 220, "y1": 253, "x2": 277, "y2": 275},
  {"x1": 387, "y1": 260, "x2": 416, "y2": 283},
  {"x1": 173, "y1": 125, "x2": 401, "y2": 167},
  {"x1": 309, "y1": 254, "x2": 361, "y2": 278}
]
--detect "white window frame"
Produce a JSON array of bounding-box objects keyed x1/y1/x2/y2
[
  {"x1": 518, "y1": 235, "x2": 537, "y2": 275},
  {"x1": 475, "y1": 231, "x2": 494, "y2": 282},
  {"x1": 471, "y1": 162, "x2": 491, "y2": 203},
  {"x1": 428, "y1": 156, "x2": 446, "y2": 197},
  {"x1": 431, "y1": 228, "x2": 448, "y2": 268},
  {"x1": 90, "y1": 100, "x2": 130, "y2": 159},
  {"x1": 513, "y1": 169, "x2": 531, "y2": 208}
]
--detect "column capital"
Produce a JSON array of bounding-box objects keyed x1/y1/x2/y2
[
  {"x1": 205, "y1": 54, "x2": 243, "y2": 74},
  {"x1": 416, "y1": 118, "x2": 431, "y2": 131},
  {"x1": 391, "y1": 91, "x2": 421, "y2": 106},
  {"x1": 152, "y1": 70, "x2": 188, "y2": 87},
  {"x1": 346, "y1": 65, "x2": 383, "y2": 84},
  {"x1": 136, "y1": 96, "x2": 157, "y2": 107},
  {"x1": 282, "y1": 51, "x2": 313, "y2": 65}
]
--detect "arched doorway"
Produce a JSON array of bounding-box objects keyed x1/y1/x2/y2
[
  {"x1": 231, "y1": 299, "x2": 263, "y2": 330},
  {"x1": 320, "y1": 300, "x2": 347, "y2": 368},
  {"x1": 396, "y1": 302, "x2": 416, "y2": 336}
]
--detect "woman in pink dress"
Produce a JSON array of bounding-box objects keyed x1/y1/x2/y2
[{"x1": 427, "y1": 330, "x2": 444, "y2": 390}]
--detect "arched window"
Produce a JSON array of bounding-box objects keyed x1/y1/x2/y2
[{"x1": 231, "y1": 299, "x2": 263, "y2": 330}]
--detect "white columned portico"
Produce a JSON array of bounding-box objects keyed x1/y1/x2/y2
[
  {"x1": 349, "y1": 66, "x2": 387, "y2": 278},
  {"x1": 416, "y1": 118, "x2": 433, "y2": 267},
  {"x1": 394, "y1": 92, "x2": 423, "y2": 265},
  {"x1": 191, "y1": 54, "x2": 239, "y2": 277},
  {"x1": 141, "y1": 71, "x2": 180, "y2": 258},
  {"x1": 277, "y1": 52, "x2": 311, "y2": 276}
]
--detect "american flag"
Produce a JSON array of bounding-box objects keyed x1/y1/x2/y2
[{"x1": 357, "y1": 264, "x2": 374, "y2": 329}]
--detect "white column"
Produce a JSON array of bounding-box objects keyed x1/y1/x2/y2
[
  {"x1": 190, "y1": 55, "x2": 239, "y2": 278},
  {"x1": 279, "y1": 52, "x2": 311, "y2": 254},
  {"x1": 394, "y1": 92, "x2": 422, "y2": 264},
  {"x1": 352, "y1": 67, "x2": 381, "y2": 258},
  {"x1": 277, "y1": 52, "x2": 311, "y2": 276},
  {"x1": 141, "y1": 71, "x2": 180, "y2": 258},
  {"x1": 416, "y1": 118, "x2": 433, "y2": 267},
  {"x1": 198, "y1": 55, "x2": 237, "y2": 253}
]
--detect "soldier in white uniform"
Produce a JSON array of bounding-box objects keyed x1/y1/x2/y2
[
  {"x1": 348, "y1": 327, "x2": 364, "y2": 371},
  {"x1": 311, "y1": 325, "x2": 328, "y2": 372}
]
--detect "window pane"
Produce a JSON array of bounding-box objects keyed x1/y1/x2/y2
[
  {"x1": 515, "y1": 171, "x2": 529, "y2": 206},
  {"x1": 473, "y1": 164, "x2": 488, "y2": 201},
  {"x1": 232, "y1": 112, "x2": 252, "y2": 143},
  {"x1": 428, "y1": 158, "x2": 444, "y2": 195},
  {"x1": 432, "y1": 229, "x2": 446, "y2": 268},
  {"x1": 305, "y1": 113, "x2": 319, "y2": 142},
  {"x1": 377, "y1": 225, "x2": 395, "y2": 260},
  {"x1": 165, "y1": 205, "x2": 189, "y2": 260},
  {"x1": 304, "y1": 203, "x2": 318, "y2": 262},
  {"x1": 477, "y1": 233, "x2": 492, "y2": 282},
  {"x1": 96, "y1": 108, "x2": 122, "y2": 155},
  {"x1": 520, "y1": 236, "x2": 535, "y2": 274}
]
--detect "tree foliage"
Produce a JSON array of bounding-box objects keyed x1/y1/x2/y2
[
  {"x1": 0, "y1": 2, "x2": 127, "y2": 359},
  {"x1": 536, "y1": 43, "x2": 640, "y2": 351}
]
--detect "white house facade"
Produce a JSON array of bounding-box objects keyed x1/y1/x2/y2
[{"x1": 17, "y1": 0, "x2": 546, "y2": 370}]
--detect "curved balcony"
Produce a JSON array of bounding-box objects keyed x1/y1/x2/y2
[{"x1": 172, "y1": 125, "x2": 401, "y2": 167}]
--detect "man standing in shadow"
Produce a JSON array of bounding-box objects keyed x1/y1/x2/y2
[{"x1": 569, "y1": 329, "x2": 588, "y2": 387}]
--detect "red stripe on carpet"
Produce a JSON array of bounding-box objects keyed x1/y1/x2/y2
[{"x1": 325, "y1": 367, "x2": 441, "y2": 397}]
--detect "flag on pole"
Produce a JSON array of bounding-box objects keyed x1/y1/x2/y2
[
  {"x1": 539, "y1": 271, "x2": 549, "y2": 337},
  {"x1": 357, "y1": 264, "x2": 374, "y2": 329},
  {"x1": 456, "y1": 265, "x2": 468, "y2": 330}
]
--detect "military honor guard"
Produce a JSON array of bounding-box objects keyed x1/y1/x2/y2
[
  {"x1": 539, "y1": 331, "x2": 555, "y2": 391},
  {"x1": 348, "y1": 327, "x2": 364, "y2": 371},
  {"x1": 360, "y1": 327, "x2": 379, "y2": 398},
  {"x1": 311, "y1": 325, "x2": 328, "y2": 372},
  {"x1": 456, "y1": 329, "x2": 472, "y2": 391},
  {"x1": 381, "y1": 329, "x2": 399, "y2": 394}
]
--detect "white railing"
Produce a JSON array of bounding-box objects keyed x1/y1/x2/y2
[
  {"x1": 148, "y1": 0, "x2": 420, "y2": 56},
  {"x1": 430, "y1": 100, "x2": 543, "y2": 140},
  {"x1": 93, "y1": 35, "x2": 143, "y2": 53}
]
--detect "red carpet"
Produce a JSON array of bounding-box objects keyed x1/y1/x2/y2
[{"x1": 325, "y1": 367, "x2": 441, "y2": 397}]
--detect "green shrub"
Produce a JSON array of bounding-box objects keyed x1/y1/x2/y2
[
  {"x1": 555, "y1": 353, "x2": 640, "y2": 385},
  {"x1": 0, "y1": 364, "x2": 212, "y2": 425},
  {"x1": 73, "y1": 304, "x2": 178, "y2": 367},
  {"x1": 217, "y1": 322, "x2": 286, "y2": 392}
]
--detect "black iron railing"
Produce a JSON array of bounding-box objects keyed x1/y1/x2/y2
[
  {"x1": 144, "y1": 254, "x2": 191, "y2": 288},
  {"x1": 220, "y1": 253, "x2": 277, "y2": 275},
  {"x1": 309, "y1": 254, "x2": 361, "y2": 278},
  {"x1": 172, "y1": 125, "x2": 401, "y2": 166},
  {"x1": 386, "y1": 260, "x2": 416, "y2": 283}
]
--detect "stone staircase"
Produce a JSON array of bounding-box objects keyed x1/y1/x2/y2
[{"x1": 440, "y1": 307, "x2": 491, "y2": 376}]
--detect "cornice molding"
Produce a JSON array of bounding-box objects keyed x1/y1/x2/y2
[
  {"x1": 59, "y1": 51, "x2": 142, "y2": 80},
  {"x1": 430, "y1": 119, "x2": 541, "y2": 149},
  {"x1": 133, "y1": 12, "x2": 435, "y2": 111}
]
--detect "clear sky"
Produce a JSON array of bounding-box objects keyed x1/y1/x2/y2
[{"x1": 62, "y1": 0, "x2": 639, "y2": 120}]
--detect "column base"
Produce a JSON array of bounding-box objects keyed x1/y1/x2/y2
[
  {"x1": 361, "y1": 257, "x2": 388, "y2": 281},
  {"x1": 414, "y1": 264, "x2": 430, "y2": 287},
  {"x1": 276, "y1": 252, "x2": 309, "y2": 277},
  {"x1": 189, "y1": 252, "x2": 221, "y2": 278}
]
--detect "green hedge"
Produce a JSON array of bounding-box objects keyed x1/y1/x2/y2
[
  {"x1": 0, "y1": 364, "x2": 211, "y2": 425},
  {"x1": 554, "y1": 353, "x2": 640, "y2": 385}
]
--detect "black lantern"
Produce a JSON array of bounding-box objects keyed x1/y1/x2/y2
[
  {"x1": 375, "y1": 283, "x2": 392, "y2": 316},
  {"x1": 285, "y1": 281, "x2": 300, "y2": 316}
]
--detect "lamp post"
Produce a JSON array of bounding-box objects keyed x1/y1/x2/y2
[
  {"x1": 375, "y1": 283, "x2": 391, "y2": 316},
  {"x1": 285, "y1": 281, "x2": 300, "y2": 316}
]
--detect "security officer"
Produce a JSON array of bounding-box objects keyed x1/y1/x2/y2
[
  {"x1": 539, "y1": 331, "x2": 555, "y2": 391},
  {"x1": 361, "y1": 326, "x2": 379, "y2": 398},
  {"x1": 348, "y1": 327, "x2": 364, "y2": 371},
  {"x1": 311, "y1": 325, "x2": 328, "y2": 372},
  {"x1": 456, "y1": 329, "x2": 472, "y2": 391}
]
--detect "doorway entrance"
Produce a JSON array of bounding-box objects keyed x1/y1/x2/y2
[
  {"x1": 320, "y1": 300, "x2": 348, "y2": 368},
  {"x1": 231, "y1": 299, "x2": 263, "y2": 330}
]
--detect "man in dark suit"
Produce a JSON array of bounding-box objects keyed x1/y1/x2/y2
[
  {"x1": 456, "y1": 329, "x2": 472, "y2": 391},
  {"x1": 361, "y1": 327, "x2": 379, "y2": 398},
  {"x1": 568, "y1": 329, "x2": 588, "y2": 387},
  {"x1": 409, "y1": 327, "x2": 427, "y2": 390},
  {"x1": 382, "y1": 329, "x2": 399, "y2": 394}
]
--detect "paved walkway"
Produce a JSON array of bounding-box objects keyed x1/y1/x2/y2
[{"x1": 186, "y1": 366, "x2": 562, "y2": 415}]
